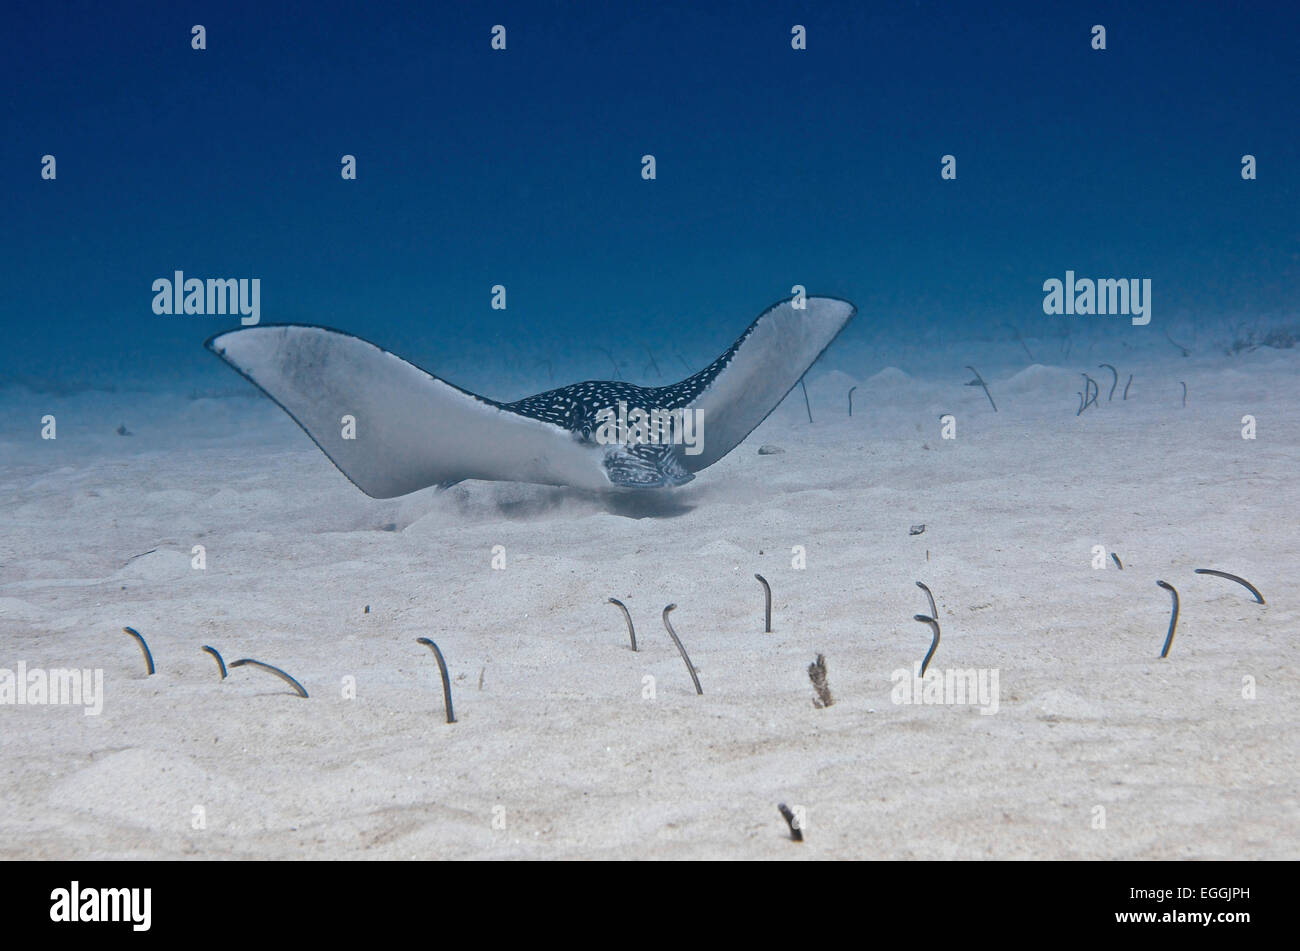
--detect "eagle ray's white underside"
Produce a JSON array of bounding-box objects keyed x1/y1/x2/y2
[{"x1": 206, "y1": 296, "x2": 856, "y2": 497}]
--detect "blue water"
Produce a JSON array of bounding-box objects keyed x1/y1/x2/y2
[{"x1": 2, "y1": 0, "x2": 1296, "y2": 392}]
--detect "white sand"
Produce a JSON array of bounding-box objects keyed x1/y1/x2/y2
[{"x1": 2, "y1": 327, "x2": 1297, "y2": 859}]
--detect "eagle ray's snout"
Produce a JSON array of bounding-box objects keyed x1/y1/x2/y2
[{"x1": 602, "y1": 444, "x2": 694, "y2": 488}]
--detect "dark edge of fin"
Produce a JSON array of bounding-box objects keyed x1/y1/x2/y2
[{"x1": 670, "y1": 296, "x2": 857, "y2": 472}]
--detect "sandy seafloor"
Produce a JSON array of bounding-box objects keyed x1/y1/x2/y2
[{"x1": 2, "y1": 320, "x2": 1297, "y2": 860}]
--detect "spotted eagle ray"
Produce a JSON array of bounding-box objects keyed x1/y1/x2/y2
[{"x1": 205, "y1": 296, "x2": 856, "y2": 496}]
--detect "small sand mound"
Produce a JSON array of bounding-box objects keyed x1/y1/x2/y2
[
  {"x1": 1001, "y1": 364, "x2": 1078, "y2": 395},
  {"x1": 49, "y1": 748, "x2": 294, "y2": 835},
  {"x1": 866, "y1": 366, "x2": 912, "y2": 387},
  {"x1": 816, "y1": 369, "x2": 860, "y2": 393},
  {"x1": 695, "y1": 539, "x2": 750, "y2": 560},
  {"x1": 0, "y1": 597, "x2": 43, "y2": 620},
  {"x1": 1033, "y1": 688, "x2": 1108, "y2": 721}
]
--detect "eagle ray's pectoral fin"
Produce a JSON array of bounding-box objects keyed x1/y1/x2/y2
[{"x1": 205, "y1": 325, "x2": 609, "y2": 497}]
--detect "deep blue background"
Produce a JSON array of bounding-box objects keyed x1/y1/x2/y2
[{"x1": 1, "y1": 0, "x2": 1296, "y2": 388}]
